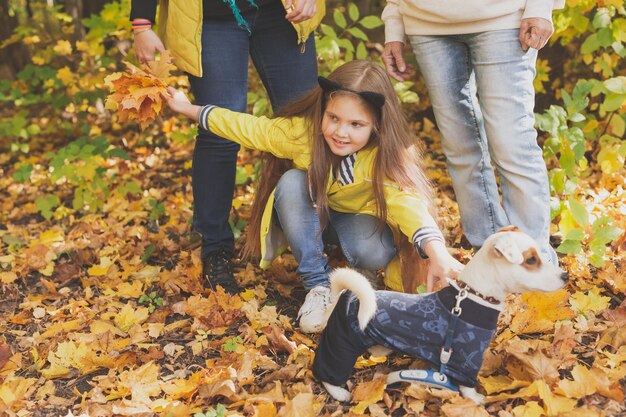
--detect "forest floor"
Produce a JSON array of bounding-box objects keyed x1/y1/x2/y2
[{"x1": 0, "y1": 116, "x2": 625, "y2": 417}]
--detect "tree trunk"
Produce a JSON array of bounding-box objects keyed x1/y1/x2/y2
[
  {"x1": 0, "y1": 0, "x2": 30, "y2": 80},
  {"x1": 81, "y1": 0, "x2": 109, "y2": 18}
]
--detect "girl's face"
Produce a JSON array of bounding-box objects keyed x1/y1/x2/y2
[{"x1": 321, "y1": 94, "x2": 375, "y2": 157}]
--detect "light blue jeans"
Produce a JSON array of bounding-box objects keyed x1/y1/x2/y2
[
  {"x1": 273, "y1": 169, "x2": 397, "y2": 290},
  {"x1": 409, "y1": 29, "x2": 557, "y2": 263}
]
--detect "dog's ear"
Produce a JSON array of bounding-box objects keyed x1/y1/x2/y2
[{"x1": 492, "y1": 235, "x2": 524, "y2": 264}]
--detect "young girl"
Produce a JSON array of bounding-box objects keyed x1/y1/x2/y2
[{"x1": 163, "y1": 60, "x2": 463, "y2": 333}]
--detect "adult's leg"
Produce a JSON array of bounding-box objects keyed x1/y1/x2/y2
[
  {"x1": 248, "y1": 0, "x2": 318, "y2": 112},
  {"x1": 469, "y1": 29, "x2": 556, "y2": 263},
  {"x1": 188, "y1": 20, "x2": 250, "y2": 260},
  {"x1": 273, "y1": 169, "x2": 331, "y2": 290},
  {"x1": 327, "y1": 211, "x2": 396, "y2": 270},
  {"x1": 409, "y1": 35, "x2": 509, "y2": 248}
]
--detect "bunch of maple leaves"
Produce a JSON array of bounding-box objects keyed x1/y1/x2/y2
[{"x1": 104, "y1": 51, "x2": 173, "y2": 128}]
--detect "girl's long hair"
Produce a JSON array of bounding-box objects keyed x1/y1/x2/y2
[{"x1": 243, "y1": 60, "x2": 434, "y2": 260}]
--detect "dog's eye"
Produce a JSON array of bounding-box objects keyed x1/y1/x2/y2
[{"x1": 526, "y1": 256, "x2": 537, "y2": 265}]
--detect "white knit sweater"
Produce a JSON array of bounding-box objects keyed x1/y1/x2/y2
[{"x1": 382, "y1": 0, "x2": 566, "y2": 42}]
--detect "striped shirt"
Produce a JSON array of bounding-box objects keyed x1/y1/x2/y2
[{"x1": 336, "y1": 153, "x2": 357, "y2": 185}]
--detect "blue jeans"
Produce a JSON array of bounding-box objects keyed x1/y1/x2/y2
[
  {"x1": 409, "y1": 29, "x2": 557, "y2": 263},
  {"x1": 274, "y1": 170, "x2": 397, "y2": 290},
  {"x1": 188, "y1": 1, "x2": 318, "y2": 259}
]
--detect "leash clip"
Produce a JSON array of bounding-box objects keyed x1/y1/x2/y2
[
  {"x1": 440, "y1": 347, "x2": 452, "y2": 364},
  {"x1": 451, "y1": 289, "x2": 468, "y2": 316}
]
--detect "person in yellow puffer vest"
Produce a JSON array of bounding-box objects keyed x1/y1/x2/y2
[
  {"x1": 161, "y1": 60, "x2": 465, "y2": 333},
  {"x1": 130, "y1": 0, "x2": 325, "y2": 295}
]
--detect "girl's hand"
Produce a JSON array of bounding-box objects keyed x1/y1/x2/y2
[
  {"x1": 424, "y1": 241, "x2": 464, "y2": 292},
  {"x1": 162, "y1": 87, "x2": 200, "y2": 120}
]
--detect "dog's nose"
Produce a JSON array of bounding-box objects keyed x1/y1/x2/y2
[{"x1": 560, "y1": 272, "x2": 569, "y2": 282}]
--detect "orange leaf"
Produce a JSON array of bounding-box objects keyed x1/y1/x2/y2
[
  {"x1": 441, "y1": 397, "x2": 490, "y2": 417},
  {"x1": 350, "y1": 376, "x2": 386, "y2": 414}
]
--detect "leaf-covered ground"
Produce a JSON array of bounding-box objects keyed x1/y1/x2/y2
[{"x1": 1, "y1": 111, "x2": 625, "y2": 417}]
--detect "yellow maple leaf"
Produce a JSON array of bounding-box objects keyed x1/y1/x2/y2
[
  {"x1": 536, "y1": 379, "x2": 577, "y2": 415},
  {"x1": 57, "y1": 66, "x2": 74, "y2": 86},
  {"x1": 569, "y1": 287, "x2": 611, "y2": 315},
  {"x1": 118, "y1": 361, "x2": 162, "y2": 404},
  {"x1": 350, "y1": 376, "x2": 386, "y2": 414},
  {"x1": 275, "y1": 392, "x2": 323, "y2": 417},
  {"x1": 88, "y1": 256, "x2": 114, "y2": 276},
  {"x1": 114, "y1": 304, "x2": 150, "y2": 333},
  {"x1": 557, "y1": 364, "x2": 600, "y2": 399},
  {"x1": 0, "y1": 376, "x2": 37, "y2": 408},
  {"x1": 480, "y1": 374, "x2": 529, "y2": 395},
  {"x1": 441, "y1": 397, "x2": 490, "y2": 417},
  {"x1": 512, "y1": 401, "x2": 544, "y2": 417},
  {"x1": 161, "y1": 370, "x2": 203, "y2": 399},
  {"x1": 53, "y1": 40, "x2": 72, "y2": 55},
  {"x1": 0, "y1": 271, "x2": 18, "y2": 284},
  {"x1": 509, "y1": 290, "x2": 575, "y2": 334}
]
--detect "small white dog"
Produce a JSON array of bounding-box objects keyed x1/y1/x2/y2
[{"x1": 312, "y1": 227, "x2": 568, "y2": 403}]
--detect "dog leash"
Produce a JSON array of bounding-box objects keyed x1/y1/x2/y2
[{"x1": 439, "y1": 287, "x2": 469, "y2": 376}]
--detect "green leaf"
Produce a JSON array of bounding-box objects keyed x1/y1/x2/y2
[
  {"x1": 13, "y1": 163, "x2": 33, "y2": 183},
  {"x1": 568, "y1": 197, "x2": 589, "y2": 227},
  {"x1": 565, "y1": 228, "x2": 585, "y2": 241},
  {"x1": 223, "y1": 336, "x2": 243, "y2": 352},
  {"x1": 35, "y1": 194, "x2": 61, "y2": 220},
  {"x1": 333, "y1": 9, "x2": 347, "y2": 29},
  {"x1": 359, "y1": 15, "x2": 383, "y2": 29},
  {"x1": 108, "y1": 148, "x2": 130, "y2": 160},
  {"x1": 600, "y1": 93, "x2": 626, "y2": 113},
  {"x1": 581, "y1": 33, "x2": 600, "y2": 54},
  {"x1": 348, "y1": 3, "x2": 359, "y2": 21},
  {"x1": 556, "y1": 239, "x2": 582, "y2": 255},
  {"x1": 320, "y1": 24, "x2": 337, "y2": 38},
  {"x1": 592, "y1": 8, "x2": 611, "y2": 29},
  {"x1": 141, "y1": 243, "x2": 156, "y2": 263},
  {"x1": 356, "y1": 41, "x2": 367, "y2": 60},
  {"x1": 347, "y1": 27, "x2": 368, "y2": 41},
  {"x1": 604, "y1": 76, "x2": 626, "y2": 94},
  {"x1": 568, "y1": 113, "x2": 586, "y2": 123}
]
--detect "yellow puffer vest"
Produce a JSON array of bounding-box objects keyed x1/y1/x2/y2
[{"x1": 156, "y1": 0, "x2": 325, "y2": 77}]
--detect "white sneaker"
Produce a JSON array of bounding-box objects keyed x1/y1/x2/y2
[{"x1": 298, "y1": 286, "x2": 332, "y2": 333}]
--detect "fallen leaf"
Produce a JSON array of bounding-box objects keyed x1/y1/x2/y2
[{"x1": 350, "y1": 376, "x2": 386, "y2": 414}]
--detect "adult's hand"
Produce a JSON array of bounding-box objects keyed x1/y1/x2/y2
[
  {"x1": 134, "y1": 29, "x2": 166, "y2": 64},
  {"x1": 284, "y1": 0, "x2": 317, "y2": 23},
  {"x1": 519, "y1": 17, "x2": 554, "y2": 51},
  {"x1": 381, "y1": 41, "x2": 414, "y2": 82}
]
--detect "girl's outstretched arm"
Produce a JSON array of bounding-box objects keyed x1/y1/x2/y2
[
  {"x1": 423, "y1": 240, "x2": 464, "y2": 292},
  {"x1": 161, "y1": 87, "x2": 304, "y2": 161},
  {"x1": 162, "y1": 87, "x2": 201, "y2": 121}
]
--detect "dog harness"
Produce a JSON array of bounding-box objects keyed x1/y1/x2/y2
[{"x1": 312, "y1": 283, "x2": 502, "y2": 387}]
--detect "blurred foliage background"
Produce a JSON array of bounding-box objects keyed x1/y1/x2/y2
[{"x1": 0, "y1": 0, "x2": 625, "y2": 265}]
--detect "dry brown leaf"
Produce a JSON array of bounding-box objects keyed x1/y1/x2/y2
[
  {"x1": 262, "y1": 325, "x2": 297, "y2": 354},
  {"x1": 441, "y1": 397, "x2": 490, "y2": 417},
  {"x1": 276, "y1": 392, "x2": 323, "y2": 417},
  {"x1": 350, "y1": 376, "x2": 387, "y2": 414}
]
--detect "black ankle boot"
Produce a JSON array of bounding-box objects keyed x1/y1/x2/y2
[{"x1": 202, "y1": 250, "x2": 239, "y2": 295}]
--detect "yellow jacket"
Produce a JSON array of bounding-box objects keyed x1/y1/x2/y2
[
  {"x1": 156, "y1": 0, "x2": 325, "y2": 77},
  {"x1": 204, "y1": 107, "x2": 439, "y2": 291}
]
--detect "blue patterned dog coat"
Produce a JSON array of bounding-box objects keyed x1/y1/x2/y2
[{"x1": 312, "y1": 285, "x2": 501, "y2": 387}]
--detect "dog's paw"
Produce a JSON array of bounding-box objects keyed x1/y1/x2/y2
[
  {"x1": 367, "y1": 345, "x2": 392, "y2": 357},
  {"x1": 459, "y1": 386, "x2": 485, "y2": 404},
  {"x1": 323, "y1": 382, "x2": 352, "y2": 402}
]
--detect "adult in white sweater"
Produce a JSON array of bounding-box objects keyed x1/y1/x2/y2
[{"x1": 381, "y1": 0, "x2": 564, "y2": 264}]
